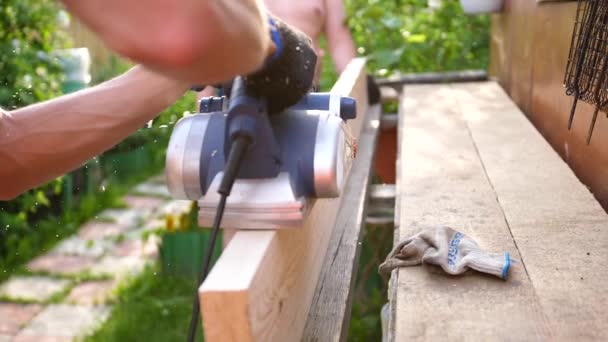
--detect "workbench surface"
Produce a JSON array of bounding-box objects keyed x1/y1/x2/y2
[{"x1": 389, "y1": 82, "x2": 608, "y2": 341}]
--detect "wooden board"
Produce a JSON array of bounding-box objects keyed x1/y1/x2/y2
[
  {"x1": 391, "y1": 83, "x2": 551, "y2": 341},
  {"x1": 453, "y1": 82, "x2": 608, "y2": 340},
  {"x1": 199, "y1": 58, "x2": 369, "y2": 342},
  {"x1": 301, "y1": 104, "x2": 381, "y2": 342}
]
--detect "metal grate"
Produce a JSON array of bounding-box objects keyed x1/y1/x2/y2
[{"x1": 564, "y1": 0, "x2": 608, "y2": 144}]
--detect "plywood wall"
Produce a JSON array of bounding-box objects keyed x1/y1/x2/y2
[{"x1": 490, "y1": 0, "x2": 608, "y2": 211}]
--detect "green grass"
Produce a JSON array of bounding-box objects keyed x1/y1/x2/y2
[{"x1": 85, "y1": 263, "x2": 203, "y2": 342}]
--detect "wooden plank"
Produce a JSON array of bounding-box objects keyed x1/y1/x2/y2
[
  {"x1": 453, "y1": 82, "x2": 608, "y2": 340},
  {"x1": 199, "y1": 58, "x2": 369, "y2": 342},
  {"x1": 302, "y1": 104, "x2": 381, "y2": 342},
  {"x1": 377, "y1": 70, "x2": 487, "y2": 90},
  {"x1": 380, "y1": 86, "x2": 399, "y2": 103},
  {"x1": 391, "y1": 84, "x2": 551, "y2": 341}
]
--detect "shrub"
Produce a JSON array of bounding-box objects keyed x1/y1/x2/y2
[
  {"x1": 346, "y1": 0, "x2": 489, "y2": 76},
  {"x1": 0, "y1": 0, "x2": 69, "y2": 108},
  {"x1": 0, "y1": 0, "x2": 73, "y2": 259}
]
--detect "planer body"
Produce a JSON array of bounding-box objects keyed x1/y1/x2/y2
[{"x1": 165, "y1": 92, "x2": 356, "y2": 229}]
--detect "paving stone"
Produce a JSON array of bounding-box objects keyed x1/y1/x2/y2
[
  {"x1": 162, "y1": 200, "x2": 194, "y2": 216},
  {"x1": 89, "y1": 256, "x2": 148, "y2": 280},
  {"x1": 147, "y1": 173, "x2": 167, "y2": 185},
  {"x1": 133, "y1": 183, "x2": 171, "y2": 198},
  {"x1": 65, "y1": 280, "x2": 116, "y2": 306},
  {"x1": 111, "y1": 236, "x2": 159, "y2": 259},
  {"x1": 0, "y1": 276, "x2": 69, "y2": 302},
  {"x1": 0, "y1": 303, "x2": 43, "y2": 334},
  {"x1": 78, "y1": 221, "x2": 124, "y2": 240},
  {"x1": 142, "y1": 218, "x2": 167, "y2": 232},
  {"x1": 51, "y1": 236, "x2": 113, "y2": 259},
  {"x1": 123, "y1": 195, "x2": 167, "y2": 213},
  {"x1": 16, "y1": 304, "x2": 109, "y2": 340},
  {"x1": 97, "y1": 208, "x2": 141, "y2": 228},
  {"x1": 27, "y1": 255, "x2": 95, "y2": 276}
]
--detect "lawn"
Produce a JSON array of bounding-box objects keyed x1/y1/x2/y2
[{"x1": 85, "y1": 263, "x2": 203, "y2": 342}]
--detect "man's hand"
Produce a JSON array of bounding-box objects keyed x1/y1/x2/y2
[{"x1": 61, "y1": 0, "x2": 273, "y2": 84}]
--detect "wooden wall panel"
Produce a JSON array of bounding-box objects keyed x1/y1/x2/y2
[
  {"x1": 492, "y1": 0, "x2": 608, "y2": 210},
  {"x1": 507, "y1": 0, "x2": 536, "y2": 113},
  {"x1": 530, "y1": 2, "x2": 608, "y2": 210},
  {"x1": 489, "y1": 12, "x2": 512, "y2": 91}
]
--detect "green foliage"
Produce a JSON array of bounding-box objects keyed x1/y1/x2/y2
[
  {"x1": 0, "y1": 0, "x2": 71, "y2": 221},
  {"x1": 91, "y1": 55, "x2": 132, "y2": 85},
  {"x1": 0, "y1": 188, "x2": 124, "y2": 282},
  {"x1": 0, "y1": 0, "x2": 80, "y2": 280},
  {"x1": 86, "y1": 264, "x2": 204, "y2": 342},
  {"x1": 346, "y1": 0, "x2": 489, "y2": 76},
  {"x1": 0, "y1": 11, "x2": 195, "y2": 279},
  {"x1": 0, "y1": 0, "x2": 69, "y2": 108},
  {"x1": 348, "y1": 223, "x2": 394, "y2": 341}
]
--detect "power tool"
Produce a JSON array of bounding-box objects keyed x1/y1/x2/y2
[
  {"x1": 163, "y1": 16, "x2": 358, "y2": 341},
  {"x1": 166, "y1": 86, "x2": 356, "y2": 228},
  {"x1": 165, "y1": 19, "x2": 358, "y2": 229}
]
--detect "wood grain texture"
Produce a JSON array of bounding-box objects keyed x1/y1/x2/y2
[
  {"x1": 507, "y1": 0, "x2": 536, "y2": 113},
  {"x1": 491, "y1": 1, "x2": 608, "y2": 210},
  {"x1": 454, "y1": 82, "x2": 608, "y2": 340},
  {"x1": 302, "y1": 104, "x2": 381, "y2": 342},
  {"x1": 529, "y1": 2, "x2": 608, "y2": 211},
  {"x1": 199, "y1": 58, "x2": 369, "y2": 342},
  {"x1": 391, "y1": 83, "x2": 551, "y2": 341},
  {"x1": 489, "y1": 11, "x2": 512, "y2": 91}
]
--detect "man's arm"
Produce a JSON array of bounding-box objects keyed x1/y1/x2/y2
[
  {"x1": 325, "y1": 0, "x2": 357, "y2": 73},
  {"x1": 61, "y1": 0, "x2": 272, "y2": 84},
  {"x1": 0, "y1": 66, "x2": 189, "y2": 200}
]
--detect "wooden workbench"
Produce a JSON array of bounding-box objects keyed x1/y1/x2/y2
[{"x1": 389, "y1": 82, "x2": 608, "y2": 341}]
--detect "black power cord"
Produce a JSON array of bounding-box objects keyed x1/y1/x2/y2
[{"x1": 186, "y1": 136, "x2": 252, "y2": 342}]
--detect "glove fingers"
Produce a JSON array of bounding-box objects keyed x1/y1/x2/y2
[
  {"x1": 379, "y1": 237, "x2": 427, "y2": 275},
  {"x1": 379, "y1": 257, "x2": 425, "y2": 275}
]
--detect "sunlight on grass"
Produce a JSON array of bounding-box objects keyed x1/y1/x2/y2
[{"x1": 86, "y1": 264, "x2": 203, "y2": 342}]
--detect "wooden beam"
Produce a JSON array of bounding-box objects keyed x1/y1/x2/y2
[
  {"x1": 391, "y1": 83, "x2": 551, "y2": 341},
  {"x1": 377, "y1": 70, "x2": 487, "y2": 89},
  {"x1": 199, "y1": 58, "x2": 369, "y2": 342},
  {"x1": 453, "y1": 82, "x2": 608, "y2": 340},
  {"x1": 302, "y1": 104, "x2": 381, "y2": 342}
]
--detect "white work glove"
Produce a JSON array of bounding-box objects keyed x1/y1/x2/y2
[{"x1": 379, "y1": 226, "x2": 511, "y2": 280}]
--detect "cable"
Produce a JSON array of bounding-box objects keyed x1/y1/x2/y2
[
  {"x1": 186, "y1": 194, "x2": 225, "y2": 342},
  {"x1": 186, "y1": 136, "x2": 251, "y2": 342}
]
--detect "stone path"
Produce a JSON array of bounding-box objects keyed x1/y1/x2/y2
[{"x1": 0, "y1": 175, "x2": 192, "y2": 341}]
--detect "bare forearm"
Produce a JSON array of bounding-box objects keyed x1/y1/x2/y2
[
  {"x1": 62, "y1": 0, "x2": 271, "y2": 84},
  {"x1": 326, "y1": 0, "x2": 357, "y2": 73},
  {"x1": 0, "y1": 66, "x2": 189, "y2": 199},
  {"x1": 330, "y1": 38, "x2": 357, "y2": 73}
]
